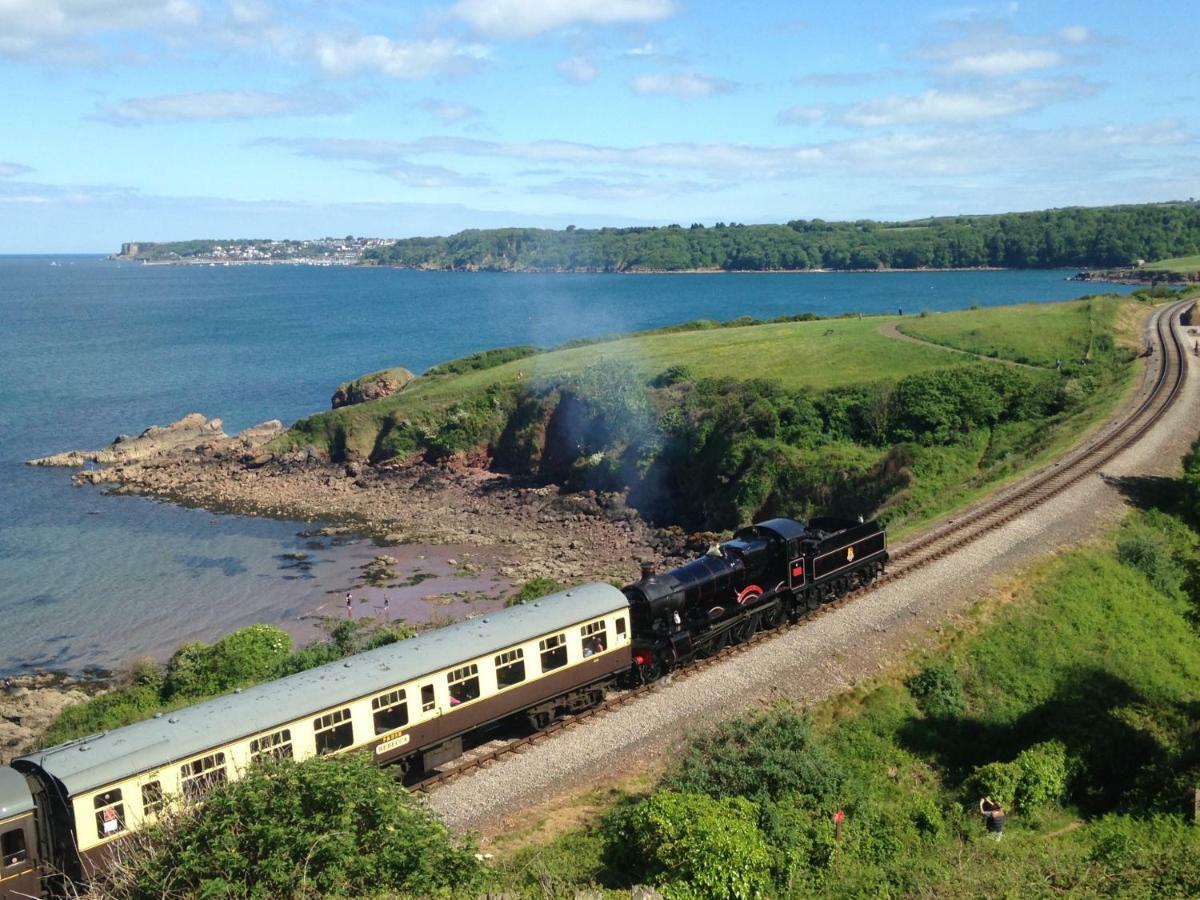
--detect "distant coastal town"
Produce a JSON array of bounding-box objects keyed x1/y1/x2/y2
[{"x1": 111, "y1": 236, "x2": 391, "y2": 266}]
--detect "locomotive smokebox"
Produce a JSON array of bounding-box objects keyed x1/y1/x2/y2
[{"x1": 639, "y1": 561, "x2": 654, "y2": 580}]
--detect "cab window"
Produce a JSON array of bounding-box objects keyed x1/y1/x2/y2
[{"x1": 94, "y1": 788, "x2": 125, "y2": 838}]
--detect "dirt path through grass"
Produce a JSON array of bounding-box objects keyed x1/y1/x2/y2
[{"x1": 879, "y1": 319, "x2": 1040, "y2": 369}]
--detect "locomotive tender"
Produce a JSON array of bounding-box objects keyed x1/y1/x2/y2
[{"x1": 0, "y1": 515, "x2": 884, "y2": 898}]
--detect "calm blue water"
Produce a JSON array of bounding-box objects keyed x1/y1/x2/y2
[{"x1": 0, "y1": 257, "x2": 1133, "y2": 673}]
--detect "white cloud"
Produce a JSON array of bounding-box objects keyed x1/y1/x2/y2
[
  {"x1": 313, "y1": 35, "x2": 489, "y2": 79},
  {"x1": 923, "y1": 21, "x2": 1092, "y2": 81},
  {"x1": 942, "y1": 48, "x2": 1064, "y2": 77},
  {"x1": 379, "y1": 161, "x2": 488, "y2": 188},
  {"x1": 419, "y1": 99, "x2": 482, "y2": 123},
  {"x1": 777, "y1": 105, "x2": 828, "y2": 125},
  {"x1": 0, "y1": 0, "x2": 199, "y2": 58},
  {"x1": 101, "y1": 89, "x2": 350, "y2": 124},
  {"x1": 839, "y1": 79, "x2": 1097, "y2": 127},
  {"x1": 631, "y1": 72, "x2": 735, "y2": 99},
  {"x1": 557, "y1": 56, "x2": 598, "y2": 84},
  {"x1": 452, "y1": 0, "x2": 675, "y2": 38},
  {"x1": 0, "y1": 161, "x2": 34, "y2": 177},
  {"x1": 1058, "y1": 25, "x2": 1091, "y2": 45},
  {"x1": 260, "y1": 119, "x2": 1196, "y2": 185}
]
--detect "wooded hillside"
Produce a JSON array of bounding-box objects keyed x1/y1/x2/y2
[{"x1": 363, "y1": 202, "x2": 1200, "y2": 272}]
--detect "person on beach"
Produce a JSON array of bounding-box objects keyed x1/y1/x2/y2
[
  {"x1": 345, "y1": 591, "x2": 353, "y2": 617},
  {"x1": 979, "y1": 797, "x2": 1005, "y2": 840}
]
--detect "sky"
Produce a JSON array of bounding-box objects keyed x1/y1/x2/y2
[{"x1": 0, "y1": 0, "x2": 1196, "y2": 252}]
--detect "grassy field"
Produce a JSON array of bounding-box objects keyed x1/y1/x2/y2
[
  {"x1": 896, "y1": 295, "x2": 1123, "y2": 367},
  {"x1": 281, "y1": 296, "x2": 1137, "y2": 460},
  {"x1": 486, "y1": 494, "x2": 1200, "y2": 898},
  {"x1": 1144, "y1": 254, "x2": 1200, "y2": 274}
]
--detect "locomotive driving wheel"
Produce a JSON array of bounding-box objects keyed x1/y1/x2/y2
[
  {"x1": 760, "y1": 601, "x2": 785, "y2": 630},
  {"x1": 729, "y1": 613, "x2": 759, "y2": 645}
]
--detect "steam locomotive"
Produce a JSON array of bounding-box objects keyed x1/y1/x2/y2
[
  {"x1": 1, "y1": 515, "x2": 885, "y2": 898},
  {"x1": 626, "y1": 516, "x2": 888, "y2": 681}
]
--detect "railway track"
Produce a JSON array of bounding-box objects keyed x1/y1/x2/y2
[{"x1": 411, "y1": 298, "x2": 1193, "y2": 793}]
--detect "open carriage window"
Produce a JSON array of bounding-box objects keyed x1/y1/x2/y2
[
  {"x1": 180, "y1": 753, "x2": 228, "y2": 801},
  {"x1": 94, "y1": 788, "x2": 125, "y2": 838},
  {"x1": 2, "y1": 827, "x2": 27, "y2": 867},
  {"x1": 448, "y1": 664, "x2": 480, "y2": 705}
]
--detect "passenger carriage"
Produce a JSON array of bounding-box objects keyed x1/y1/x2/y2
[{"x1": 10, "y1": 583, "x2": 630, "y2": 895}]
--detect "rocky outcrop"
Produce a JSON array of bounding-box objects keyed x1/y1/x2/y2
[
  {"x1": 27, "y1": 414, "x2": 285, "y2": 486},
  {"x1": 331, "y1": 368, "x2": 415, "y2": 409},
  {"x1": 0, "y1": 674, "x2": 96, "y2": 763}
]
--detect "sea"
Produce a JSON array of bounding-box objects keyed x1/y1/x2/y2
[{"x1": 0, "y1": 257, "x2": 1136, "y2": 674}]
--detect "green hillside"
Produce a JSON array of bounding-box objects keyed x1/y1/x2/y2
[
  {"x1": 278, "y1": 296, "x2": 1142, "y2": 533},
  {"x1": 1144, "y1": 254, "x2": 1200, "y2": 275}
]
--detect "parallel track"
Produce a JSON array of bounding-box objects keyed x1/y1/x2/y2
[{"x1": 412, "y1": 299, "x2": 1192, "y2": 793}]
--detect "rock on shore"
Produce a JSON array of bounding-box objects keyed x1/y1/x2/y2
[
  {"x1": 0, "y1": 674, "x2": 97, "y2": 763},
  {"x1": 27, "y1": 414, "x2": 285, "y2": 480},
  {"x1": 331, "y1": 368, "x2": 414, "y2": 408}
]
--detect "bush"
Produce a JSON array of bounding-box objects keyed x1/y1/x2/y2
[
  {"x1": 1117, "y1": 523, "x2": 1188, "y2": 598},
  {"x1": 95, "y1": 754, "x2": 483, "y2": 899},
  {"x1": 664, "y1": 706, "x2": 845, "y2": 804},
  {"x1": 906, "y1": 661, "x2": 965, "y2": 718},
  {"x1": 506, "y1": 577, "x2": 565, "y2": 606},
  {"x1": 604, "y1": 791, "x2": 771, "y2": 900},
  {"x1": 965, "y1": 740, "x2": 1073, "y2": 811},
  {"x1": 163, "y1": 624, "x2": 293, "y2": 699}
]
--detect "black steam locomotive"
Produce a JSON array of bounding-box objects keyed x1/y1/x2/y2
[{"x1": 625, "y1": 516, "x2": 888, "y2": 681}]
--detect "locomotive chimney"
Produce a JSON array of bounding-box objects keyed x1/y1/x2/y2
[{"x1": 639, "y1": 561, "x2": 654, "y2": 580}]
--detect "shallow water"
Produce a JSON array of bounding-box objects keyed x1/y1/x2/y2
[{"x1": 0, "y1": 257, "x2": 1134, "y2": 673}]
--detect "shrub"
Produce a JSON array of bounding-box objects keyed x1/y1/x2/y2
[
  {"x1": 604, "y1": 791, "x2": 771, "y2": 900},
  {"x1": 664, "y1": 706, "x2": 845, "y2": 804},
  {"x1": 95, "y1": 754, "x2": 483, "y2": 899},
  {"x1": 965, "y1": 740, "x2": 1074, "y2": 811},
  {"x1": 506, "y1": 577, "x2": 565, "y2": 606},
  {"x1": 163, "y1": 624, "x2": 293, "y2": 699},
  {"x1": 1117, "y1": 523, "x2": 1188, "y2": 598},
  {"x1": 965, "y1": 759, "x2": 1022, "y2": 809},
  {"x1": 906, "y1": 661, "x2": 965, "y2": 718},
  {"x1": 1013, "y1": 740, "x2": 1073, "y2": 809}
]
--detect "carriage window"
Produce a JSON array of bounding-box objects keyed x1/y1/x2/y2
[
  {"x1": 1, "y1": 828, "x2": 26, "y2": 867},
  {"x1": 372, "y1": 689, "x2": 409, "y2": 734},
  {"x1": 580, "y1": 620, "x2": 608, "y2": 657},
  {"x1": 250, "y1": 728, "x2": 294, "y2": 761},
  {"x1": 181, "y1": 753, "x2": 228, "y2": 801},
  {"x1": 141, "y1": 781, "x2": 164, "y2": 818},
  {"x1": 540, "y1": 633, "x2": 567, "y2": 671},
  {"x1": 495, "y1": 649, "x2": 525, "y2": 689},
  {"x1": 420, "y1": 684, "x2": 436, "y2": 712},
  {"x1": 314, "y1": 708, "x2": 354, "y2": 755},
  {"x1": 93, "y1": 788, "x2": 125, "y2": 838},
  {"x1": 615, "y1": 617, "x2": 627, "y2": 638},
  {"x1": 448, "y1": 664, "x2": 480, "y2": 706}
]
